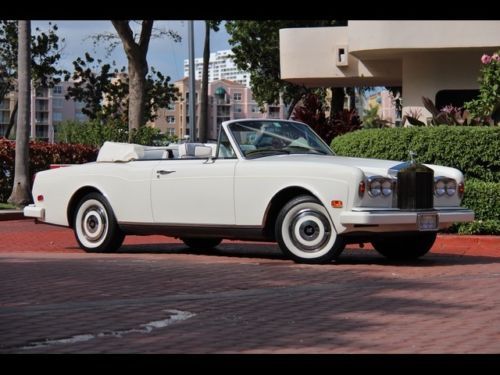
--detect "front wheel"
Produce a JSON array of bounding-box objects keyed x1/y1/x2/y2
[
  {"x1": 371, "y1": 232, "x2": 437, "y2": 260},
  {"x1": 73, "y1": 192, "x2": 125, "y2": 253},
  {"x1": 275, "y1": 195, "x2": 345, "y2": 264}
]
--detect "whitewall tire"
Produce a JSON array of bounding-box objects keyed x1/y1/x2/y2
[
  {"x1": 73, "y1": 192, "x2": 124, "y2": 253},
  {"x1": 275, "y1": 195, "x2": 345, "y2": 264}
]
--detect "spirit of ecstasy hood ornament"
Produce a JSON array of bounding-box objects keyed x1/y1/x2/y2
[{"x1": 408, "y1": 150, "x2": 417, "y2": 165}]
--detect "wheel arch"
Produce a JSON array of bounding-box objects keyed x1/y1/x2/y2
[
  {"x1": 67, "y1": 186, "x2": 106, "y2": 228},
  {"x1": 262, "y1": 186, "x2": 321, "y2": 239}
]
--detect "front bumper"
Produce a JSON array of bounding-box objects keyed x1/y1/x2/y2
[
  {"x1": 23, "y1": 204, "x2": 45, "y2": 220},
  {"x1": 340, "y1": 207, "x2": 474, "y2": 225}
]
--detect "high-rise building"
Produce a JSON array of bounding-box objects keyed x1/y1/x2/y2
[
  {"x1": 0, "y1": 81, "x2": 87, "y2": 143},
  {"x1": 150, "y1": 78, "x2": 286, "y2": 140},
  {"x1": 183, "y1": 50, "x2": 251, "y2": 87}
]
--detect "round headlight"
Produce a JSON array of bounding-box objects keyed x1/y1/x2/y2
[
  {"x1": 435, "y1": 179, "x2": 446, "y2": 196},
  {"x1": 369, "y1": 180, "x2": 382, "y2": 197},
  {"x1": 381, "y1": 180, "x2": 392, "y2": 196},
  {"x1": 445, "y1": 180, "x2": 457, "y2": 196}
]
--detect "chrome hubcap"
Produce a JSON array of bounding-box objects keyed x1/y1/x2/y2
[
  {"x1": 289, "y1": 209, "x2": 331, "y2": 252},
  {"x1": 81, "y1": 206, "x2": 107, "y2": 243}
]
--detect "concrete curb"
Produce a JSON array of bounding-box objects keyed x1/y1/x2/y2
[{"x1": 0, "y1": 210, "x2": 26, "y2": 221}]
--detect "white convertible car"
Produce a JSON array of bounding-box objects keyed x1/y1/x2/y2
[{"x1": 24, "y1": 119, "x2": 474, "y2": 263}]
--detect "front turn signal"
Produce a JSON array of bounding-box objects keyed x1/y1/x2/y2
[{"x1": 331, "y1": 200, "x2": 343, "y2": 208}]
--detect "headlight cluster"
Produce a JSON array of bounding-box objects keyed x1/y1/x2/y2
[
  {"x1": 434, "y1": 177, "x2": 457, "y2": 196},
  {"x1": 367, "y1": 176, "x2": 394, "y2": 197}
]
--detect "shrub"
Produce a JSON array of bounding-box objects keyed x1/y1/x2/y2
[
  {"x1": 0, "y1": 139, "x2": 98, "y2": 202},
  {"x1": 450, "y1": 179, "x2": 500, "y2": 234},
  {"x1": 331, "y1": 126, "x2": 500, "y2": 183}
]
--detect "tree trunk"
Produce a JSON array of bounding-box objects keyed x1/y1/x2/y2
[
  {"x1": 198, "y1": 22, "x2": 210, "y2": 143},
  {"x1": 330, "y1": 87, "x2": 345, "y2": 119},
  {"x1": 4, "y1": 99, "x2": 18, "y2": 138},
  {"x1": 8, "y1": 21, "x2": 31, "y2": 207},
  {"x1": 111, "y1": 20, "x2": 153, "y2": 140},
  {"x1": 127, "y1": 58, "x2": 147, "y2": 137}
]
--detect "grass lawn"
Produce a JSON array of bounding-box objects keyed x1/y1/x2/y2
[{"x1": 0, "y1": 202, "x2": 17, "y2": 210}]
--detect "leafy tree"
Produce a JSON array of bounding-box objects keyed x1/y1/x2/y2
[
  {"x1": 7, "y1": 21, "x2": 31, "y2": 207},
  {"x1": 0, "y1": 21, "x2": 65, "y2": 138},
  {"x1": 83, "y1": 21, "x2": 181, "y2": 140},
  {"x1": 199, "y1": 20, "x2": 221, "y2": 142},
  {"x1": 64, "y1": 52, "x2": 179, "y2": 125},
  {"x1": 225, "y1": 20, "x2": 345, "y2": 119}
]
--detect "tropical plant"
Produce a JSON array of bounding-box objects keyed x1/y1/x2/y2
[
  {"x1": 361, "y1": 104, "x2": 391, "y2": 128},
  {"x1": 292, "y1": 92, "x2": 361, "y2": 144},
  {"x1": 422, "y1": 96, "x2": 480, "y2": 126}
]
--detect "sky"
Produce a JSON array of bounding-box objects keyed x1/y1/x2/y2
[{"x1": 31, "y1": 20, "x2": 232, "y2": 82}]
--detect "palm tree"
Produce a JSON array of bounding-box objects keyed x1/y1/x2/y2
[{"x1": 8, "y1": 20, "x2": 31, "y2": 207}]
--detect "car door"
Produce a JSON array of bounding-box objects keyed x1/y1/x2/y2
[{"x1": 151, "y1": 157, "x2": 237, "y2": 225}]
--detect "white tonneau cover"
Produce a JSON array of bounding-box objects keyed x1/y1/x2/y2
[{"x1": 97, "y1": 141, "x2": 171, "y2": 162}]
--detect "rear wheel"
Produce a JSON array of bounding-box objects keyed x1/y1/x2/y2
[
  {"x1": 275, "y1": 195, "x2": 345, "y2": 264},
  {"x1": 371, "y1": 232, "x2": 437, "y2": 260},
  {"x1": 181, "y1": 237, "x2": 222, "y2": 250},
  {"x1": 73, "y1": 192, "x2": 124, "y2": 253}
]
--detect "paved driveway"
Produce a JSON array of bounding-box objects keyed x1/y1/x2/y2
[{"x1": 1, "y1": 220, "x2": 499, "y2": 353}]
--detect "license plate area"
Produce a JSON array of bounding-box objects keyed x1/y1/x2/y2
[{"x1": 417, "y1": 212, "x2": 438, "y2": 231}]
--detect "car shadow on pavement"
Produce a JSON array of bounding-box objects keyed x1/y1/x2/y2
[{"x1": 115, "y1": 242, "x2": 500, "y2": 267}]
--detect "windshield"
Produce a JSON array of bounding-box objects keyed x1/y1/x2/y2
[{"x1": 227, "y1": 120, "x2": 334, "y2": 159}]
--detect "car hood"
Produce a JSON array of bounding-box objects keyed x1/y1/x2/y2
[{"x1": 255, "y1": 154, "x2": 455, "y2": 178}]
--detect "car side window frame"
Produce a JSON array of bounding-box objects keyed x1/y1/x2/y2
[{"x1": 216, "y1": 125, "x2": 238, "y2": 160}]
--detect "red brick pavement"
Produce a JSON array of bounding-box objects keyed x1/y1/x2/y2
[
  {"x1": 1, "y1": 220, "x2": 500, "y2": 354},
  {"x1": 0, "y1": 219, "x2": 498, "y2": 257}
]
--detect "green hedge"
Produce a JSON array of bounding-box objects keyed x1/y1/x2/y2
[
  {"x1": 331, "y1": 126, "x2": 500, "y2": 183},
  {"x1": 0, "y1": 139, "x2": 98, "y2": 202},
  {"x1": 452, "y1": 179, "x2": 500, "y2": 234}
]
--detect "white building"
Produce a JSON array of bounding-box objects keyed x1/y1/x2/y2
[
  {"x1": 183, "y1": 49, "x2": 251, "y2": 87},
  {"x1": 279, "y1": 21, "x2": 500, "y2": 123}
]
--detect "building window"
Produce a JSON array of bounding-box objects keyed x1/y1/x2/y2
[
  {"x1": 167, "y1": 128, "x2": 176, "y2": 136},
  {"x1": 52, "y1": 112, "x2": 63, "y2": 122},
  {"x1": 53, "y1": 86, "x2": 63, "y2": 95},
  {"x1": 167, "y1": 116, "x2": 175, "y2": 124},
  {"x1": 52, "y1": 98, "x2": 64, "y2": 108},
  {"x1": 233, "y1": 92, "x2": 242, "y2": 101}
]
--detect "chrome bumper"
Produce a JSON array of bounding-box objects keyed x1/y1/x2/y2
[
  {"x1": 340, "y1": 208, "x2": 474, "y2": 225},
  {"x1": 23, "y1": 204, "x2": 45, "y2": 220}
]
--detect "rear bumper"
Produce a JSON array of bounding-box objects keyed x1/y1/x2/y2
[
  {"x1": 340, "y1": 208, "x2": 474, "y2": 225},
  {"x1": 23, "y1": 205, "x2": 45, "y2": 220}
]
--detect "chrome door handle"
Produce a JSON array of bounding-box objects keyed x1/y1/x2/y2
[{"x1": 156, "y1": 170, "x2": 175, "y2": 175}]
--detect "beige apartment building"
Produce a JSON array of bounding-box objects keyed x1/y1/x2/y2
[
  {"x1": 0, "y1": 81, "x2": 87, "y2": 142},
  {"x1": 151, "y1": 78, "x2": 286, "y2": 140},
  {"x1": 280, "y1": 21, "x2": 500, "y2": 123}
]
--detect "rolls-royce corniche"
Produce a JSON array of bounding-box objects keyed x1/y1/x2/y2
[{"x1": 24, "y1": 119, "x2": 474, "y2": 263}]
